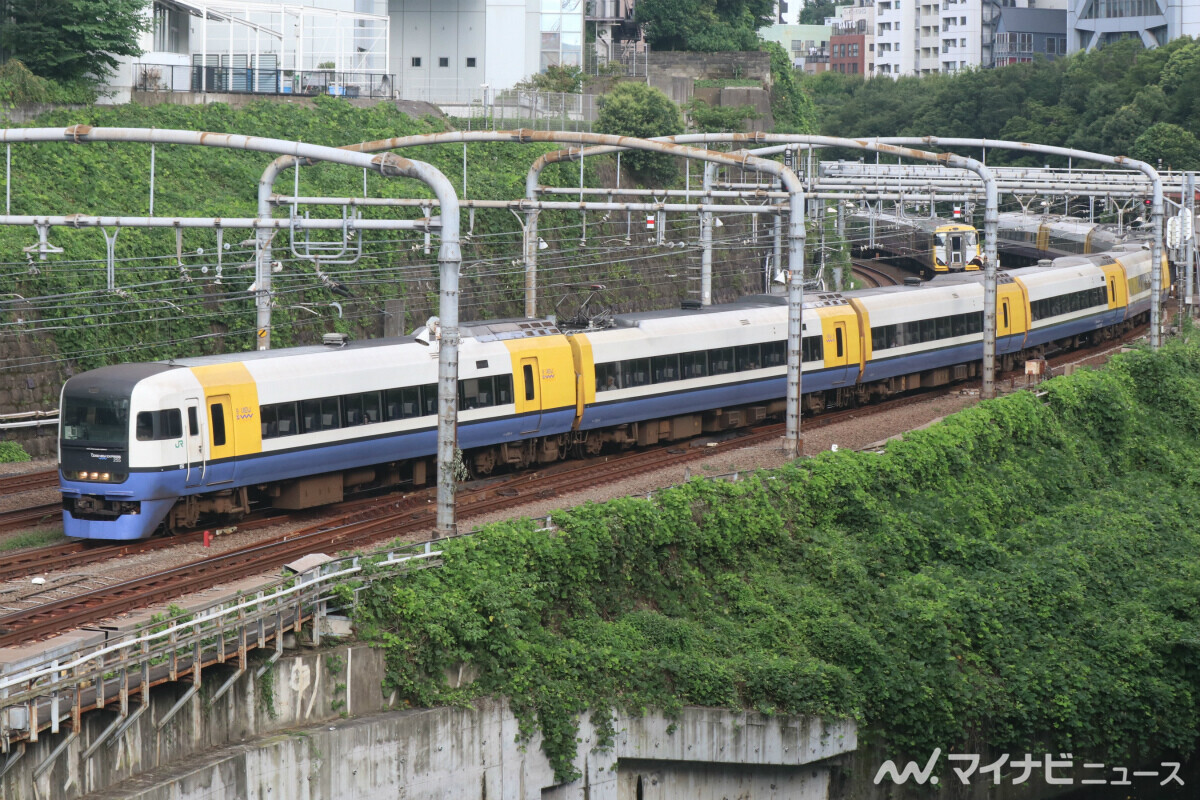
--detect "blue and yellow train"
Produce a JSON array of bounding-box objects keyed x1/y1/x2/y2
[{"x1": 59, "y1": 245, "x2": 1168, "y2": 540}]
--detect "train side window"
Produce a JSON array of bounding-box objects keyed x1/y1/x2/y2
[
  {"x1": 343, "y1": 394, "x2": 364, "y2": 426},
  {"x1": 384, "y1": 388, "x2": 403, "y2": 420},
  {"x1": 260, "y1": 405, "x2": 277, "y2": 439},
  {"x1": 971, "y1": 312, "x2": 984, "y2": 333},
  {"x1": 422, "y1": 384, "x2": 438, "y2": 415},
  {"x1": 362, "y1": 391, "x2": 381, "y2": 423},
  {"x1": 135, "y1": 409, "x2": 182, "y2": 441},
  {"x1": 276, "y1": 402, "x2": 298, "y2": 436},
  {"x1": 762, "y1": 341, "x2": 785, "y2": 367},
  {"x1": 301, "y1": 399, "x2": 322, "y2": 433},
  {"x1": 596, "y1": 362, "x2": 618, "y2": 391},
  {"x1": 459, "y1": 377, "x2": 495, "y2": 410},
  {"x1": 871, "y1": 327, "x2": 887, "y2": 352},
  {"x1": 834, "y1": 328, "x2": 844, "y2": 358},
  {"x1": 802, "y1": 334, "x2": 824, "y2": 362},
  {"x1": 495, "y1": 374, "x2": 513, "y2": 404},
  {"x1": 321, "y1": 397, "x2": 340, "y2": 430},
  {"x1": 652, "y1": 354, "x2": 680, "y2": 383},
  {"x1": 210, "y1": 403, "x2": 226, "y2": 446},
  {"x1": 936, "y1": 316, "x2": 951, "y2": 340},
  {"x1": 682, "y1": 351, "x2": 708, "y2": 378},
  {"x1": 920, "y1": 318, "x2": 936, "y2": 342},
  {"x1": 626, "y1": 358, "x2": 651, "y2": 387},
  {"x1": 709, "y1": 348, "x2": 735, "y2": 375},
  {"x1": 188, "y1": 406, "x2": 199, "y2": 436},
  {"x1": 952, "y1": 314, "x2": 966, "y2": 337},
  {"x1": 523, "y1": 364, "x2": 536, "y2": 400},
  {"x1": 736, "y1": 344, "x2": 761, "y2": 371}
]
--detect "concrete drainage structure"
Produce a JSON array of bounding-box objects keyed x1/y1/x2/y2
[{"x1": 2, "y1": 643, "x2": 856, "y2": 800}]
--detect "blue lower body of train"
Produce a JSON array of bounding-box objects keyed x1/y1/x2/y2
[{"x1": 62, "y1": 408, "x2": 576, "y2": 541}]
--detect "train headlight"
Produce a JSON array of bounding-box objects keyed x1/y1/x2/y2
[
  {"x1": 89, "y1": 472, "x2": 99, "y2": 480},
  {"x1": 100, "y1": 473, "x2": 110, "y2": 481}
]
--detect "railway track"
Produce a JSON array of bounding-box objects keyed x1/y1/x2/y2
[
  {"x1": 0, "y1": 324, "x2": 1149, "y2": 647},
  {"x1": 851, "y1": 259, "x2": 901, "y2": 287},
  {"x1": 0, "y1": 469, "x2": 58, "y2": 495},
  {"x1": 0, "y1": 431, "x2": 789, "y2": 647},
  {"x1": 0, "y1": 383, "x2": 983, "y2": 648},
  {"x1": 0, "y1": 503, "x2": 60, "y2": 535}
]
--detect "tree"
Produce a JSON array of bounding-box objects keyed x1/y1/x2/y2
[
  {"x1": 685, "y1": 99, "x2": 758, "y2": 132},
  {"x1": 517, "y1": 65, "x2": 585, "y2": 94},
  {"x1": 595, "y1": 82, "x2": 684, "y2": 184},
  {"x1": 799, "y1": 0, "x2": 850, "y2": 25},
  {"x1": 1132, "y1": 122, "x2": 1200, "y2": 171},
  {"x1": 0, "y1": 0, "x2": 150, "y2": 82},
  {"x1": 635, "y1": 0, "x2": 772, "y2": 52}
]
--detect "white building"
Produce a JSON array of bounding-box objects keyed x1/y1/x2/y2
[
  {"x1": 875, "y1": 0, "x2": 1067, "y2": 78},
  {"x1": 109, "y1": 0, "x2": 582, "y2": 104},
  {"x1": 1068, "y1": 0, "x2": 1200, "y2": 52}
]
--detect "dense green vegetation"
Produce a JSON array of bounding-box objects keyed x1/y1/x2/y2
[
  {"x1": 595, "y1": 83, "x2": 685, "y2": 183},
  {"x1": 0, "y1": 59, "x2": 96, "y2": 107},
  {"x1": 803, "y1": 36, "x2": 1200, "y2": 168},
  {"x1": 355, "y1": 332, "x2": 1200, "y2": 781},
  {"x1": 0, "y1": 441, "x2": 30, "y2": 462},
  {"x1": 0, "y1": 0, "x2": 150, "y2": 82},
  {"x1": 634, "y1": 0, "x2": 773, "y2": 52}
]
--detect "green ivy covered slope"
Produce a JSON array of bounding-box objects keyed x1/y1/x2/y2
[{"x1": 353, "y1": 332, "x2": 1200, "y2": 782}]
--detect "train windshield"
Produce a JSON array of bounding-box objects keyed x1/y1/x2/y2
[{"x1": 61, "y1": 393, "x2": 130, "y2": 444}]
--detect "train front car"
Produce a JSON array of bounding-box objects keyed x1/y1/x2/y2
[
  {"x1": 58, "y1": 364, "x2": 192, "y2": 540},
  {"x1": 931, "y1": 223, "x2": 982, "y2": 272}
]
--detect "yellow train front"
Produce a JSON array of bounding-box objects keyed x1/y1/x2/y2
[{"x1": 847, "y1": 211, "x2": 982, "y2": 277}]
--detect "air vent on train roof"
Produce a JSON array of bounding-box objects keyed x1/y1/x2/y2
[
  {"x1": 681, "y1": 299, "x2": 703, "y2": 310},
  {"x1": 323, "y1": 333, "x2": 349, "y2": 347},
  {"x1": 904, "y1": 277, "x2": 922, "y2": 286}
]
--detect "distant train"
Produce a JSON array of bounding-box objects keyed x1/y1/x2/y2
[
  {"x1": 996, "y1": 212, "x2": 1143, "y2": 259},
  {"x1": 845, "y1": 211, "x2": 983, "y2": 276},
  {"x1": 59, "y1": 245, "x2": 1167, "y2": 540}
]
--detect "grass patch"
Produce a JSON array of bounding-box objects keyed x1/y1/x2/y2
[
  {"x1": 0, "y1": 528, "x2": 66, "y2": 552},
  {"x1": 694, "y1": 78, "x2": 761, "y2": 88}
]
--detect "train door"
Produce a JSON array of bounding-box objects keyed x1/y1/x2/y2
[
  {"x1": 518, "y1": 358, "x2": 542, "y2": 434},
  {"x1": 948, "y1": 234, "x2": 964, "y2": 268},
  {"x1": 827, "y1": 321, "x2": 852, "y2": 386},
  {"x1": 184, "y1": 397, "x2": 205, "y2": 487},
  {"x1": 206, "y1": 394, "x2": 235, "y2": 476}
]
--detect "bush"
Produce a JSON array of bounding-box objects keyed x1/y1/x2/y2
[
  {"x1": 355, "y1": 332, "x2": 1200, "y2": 782},
  {"x1": 0, "y1": 441, "x2": 31, "y2": 463},
  {"x1": 594, "y1": 82, "x2": 684, "y2": 184}
]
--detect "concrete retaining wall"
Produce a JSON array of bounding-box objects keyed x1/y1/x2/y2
[{"x1": 1, "y1": 643, "x2": 856, "y2": 800}]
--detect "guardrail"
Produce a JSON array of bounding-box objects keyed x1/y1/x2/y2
[
  {"x1": 134, "y1": 64, "x2": 395, "y2": 99},
  {"x1": 0, "y1": 539, "x2": 444, "y2": 762},
  {"x1": 0, "y1": 410, "x2": 57, "y2": 431}
]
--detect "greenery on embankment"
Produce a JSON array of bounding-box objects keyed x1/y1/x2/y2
[
  {"x1": 0, "y1": 99, "x2": 645, "y2": 373},
  {"x1": 803, "y1": 35, "x2": 1200, "y2": 168},
  {"x1": 355, "y1": 333, "x2": 1200, "y2": 781}
]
